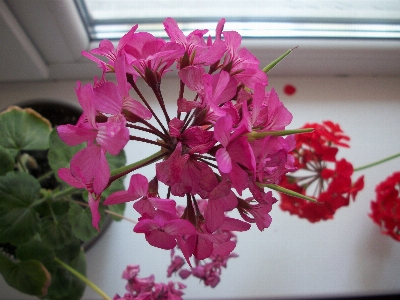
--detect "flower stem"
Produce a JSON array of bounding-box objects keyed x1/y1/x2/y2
[
  {"x1": 354, "y1": 152, "x2": 400, "y2": 172},
  {"x1": 126, "y1": 73, "x2": 168, "y2": 135},
  {"x1": 75, "y1": 200, "x2": 137, "y2": 224},
  {"x1": 258, "y1": 183, "x2": 318, "y2": 203},
  {"x1": 37, "y1": 170, "x2": 54, "y2": 182},
  {"x1": 129, "y1": 135, "x2": 172, "y2": 150},
  {"x1": 110, "y1": 150, "x2": 166, "y2": 181},
  {"x1": 54, "y1": 257, "x2": 111, "y2": 300},
  {"x1": 104, "y1": 208, "x2": 138, "y2": 224},
  {"x1": 246, "y1": 128, "x2": 314, "y2": 141},
  {"x1": 52, "y1": 186, "x2": 78, "y2": 200}
]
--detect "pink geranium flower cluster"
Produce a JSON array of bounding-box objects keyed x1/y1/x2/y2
[
  {"x1": 114, "y1": 265, "x2": 186, "y2": 300},
  {"x1": 57, "y1": 17, "x2": 295, "y2": 282}
]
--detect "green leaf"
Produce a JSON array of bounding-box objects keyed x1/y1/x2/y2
[
  {"x1": 0, "y1": 106, "x2": 52, "y2": 157},
  {"x1": 40, "y1": 214, "x2": 74, "y2": 249},
  {"x1": 0, "y1": 172, "x2": 41, "y2": 245},
  {"x1": 68, "y1": 201, "x2": 99, "y2": 242},
  {"x1": 0, "y1": 252, "x2": 51, "y2": 297},
  {"x1": 16, "y1": 239, "x2": 56, "y2": 273},
  {"x1": 47, "y1": 242, "x2": 86, "y2": 300},
  {"x1": 15, "y1": 238, "x2": 87, "y2": 300},
  {"x1": 262, "y1": 47, "x2": 297, "y2": 73},
  {"x1": 68, "y1": 200, "x2": 111, "y2": 241},
  {"x1": 47, "y1": 128, "x2": 85, "y2": 181},
  {"x1": 0, "y1": 145, "x2": 14, "y2": 175}
]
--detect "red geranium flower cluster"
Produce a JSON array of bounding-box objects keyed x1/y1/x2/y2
[
  {"x1": 369, "y1": 172, "x2": 400, "y2": 241},
  {"x1": 279, "y1": 121, "x2": 364, "y2": 222}
]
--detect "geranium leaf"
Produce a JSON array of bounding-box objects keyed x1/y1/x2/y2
[
  {"x1": 0, "y1": 253, "x2": 51, "y2": 297},
  {"x1": 16, "y1": 239, "x2": 56, "y2": 273},
  {"x1": 0, "y1": 172, "x2": 41, "y2": 245},
  {"x1": 0, "y1": 145, "x2": 14, "y2": 175},
  {"x1": 40, "y1": 214, "x2": 74, "y2": 249},
  {"x1": 0, "y1": 106, "x2": 52, "y2": 157},
  {"x1": 68, "y1": 201, "x2": 99, "y2": 242},
  {"x1": 48, "y1": 242, "x2": 86, "y2": 300},
  {"x1": 47, "y1": 128, "x2": 85, "y2": 181}
]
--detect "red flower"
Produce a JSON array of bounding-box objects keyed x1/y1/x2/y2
[
  {"x1": 369, "y1": 172, "x2": 400, "y2": 241},
  {"x1": 279, "y1": 121, "x2": 364, "y2": 222}
]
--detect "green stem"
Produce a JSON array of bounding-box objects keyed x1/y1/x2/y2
[
  {"x1": 37, "y1": 170, "x2": 54, "y2": 182},
  {"x1": 47, "y1": 199, "x2": 58, "y2": 225},
  {"x1": 246, "y1": 128, "x2": 314, "y2": 141},
  {"x1": 257, "y1": 183, "x2": 318, "y2": 203},
  {"x1": 54, "y1": 257, "x2": 111, "y2": 300},
  {"x1": 110, "y1": 150, "x2": 166, "y2": 178},
  {"x1": 52, "y1": 186, "x2": 79, "y2": 200},
  {"x1": 75, "y1": 200, "x2": 137, "y2": 224},
  {"x1": 354, "y1": 152, "x2": 400, "y2": 172},
  {"x1": 262, "y1": 47, "x2": 298, "y2": 73}
]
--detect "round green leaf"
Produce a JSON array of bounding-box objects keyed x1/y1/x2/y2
[
  {"x1": 0, "y1": 145, "x2": 14, "y2": 175},
  {"x1": 0, "y1": 172, "x2": 41, "y2": 245},
  {"x1": 0, "y1": 106, "x2": 52, "y2": 157},
  {"x1": 0, "y1": 253, "x2": 51, "y2": 297}
]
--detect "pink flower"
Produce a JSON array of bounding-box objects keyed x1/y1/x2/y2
[
  {"x1": 58, "y1": 81, "x2": 130, "y2": 156},
  {"x1": 213, "y1": 115, "x2": 256, "y2": 194},
  {"x1": 204, "y1": 182, "x2": 238, "y2": 232},
  {"x1": 104, "y1": 173, "x2": 148, "y2": 205},
  {"x1": 252, "y1": 135, "x2": 297, "y2": 185},
  {"x1": 179, "y1": 67, "x2": 238, "y2": 116},
  {"x1": 111, "y1": 30, "x2": 184, "y2": 85},
  {"x1": 240, "y1": 83, "x2": 292, "y2": 132},
  {"x1": 163, "y1": 17, "x2": 226, "y2": 68},
  {"x1": 58, "y1": 145, "x2": 109, "y2": 230},
  {"x1": 82, "y1": 24, "x2": 139, "y2": 75},
  {"x1": 237, "y1": 191, "x2": 276, "y2": 231},
  {"x1": 221, "y1": 31, "x2": 267, "y2": 88},
  {"x1": 59, "y1": 19, "x2": 301, "y2": 287},
  {"x1": 156, "y1": 143, "x2": 218, "y2": 197},
  {"x1": 113, "y1": 55, "x2": 153, "y2": 120},
  {"x1": 134, "y1": 211, "x2": 196, "y2": 250}
]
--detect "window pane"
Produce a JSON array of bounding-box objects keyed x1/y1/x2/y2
[{"x1": 76, "y1": 0, "x2": 400, "y2": 40}]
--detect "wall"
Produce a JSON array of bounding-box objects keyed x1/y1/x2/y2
[{"x1": 1, "y1": 75, "x2": 400, "y2": 299}]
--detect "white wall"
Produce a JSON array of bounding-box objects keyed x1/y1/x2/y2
[{"x1": 1, "y1": 75, "x2": 400, "y2": 299}]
